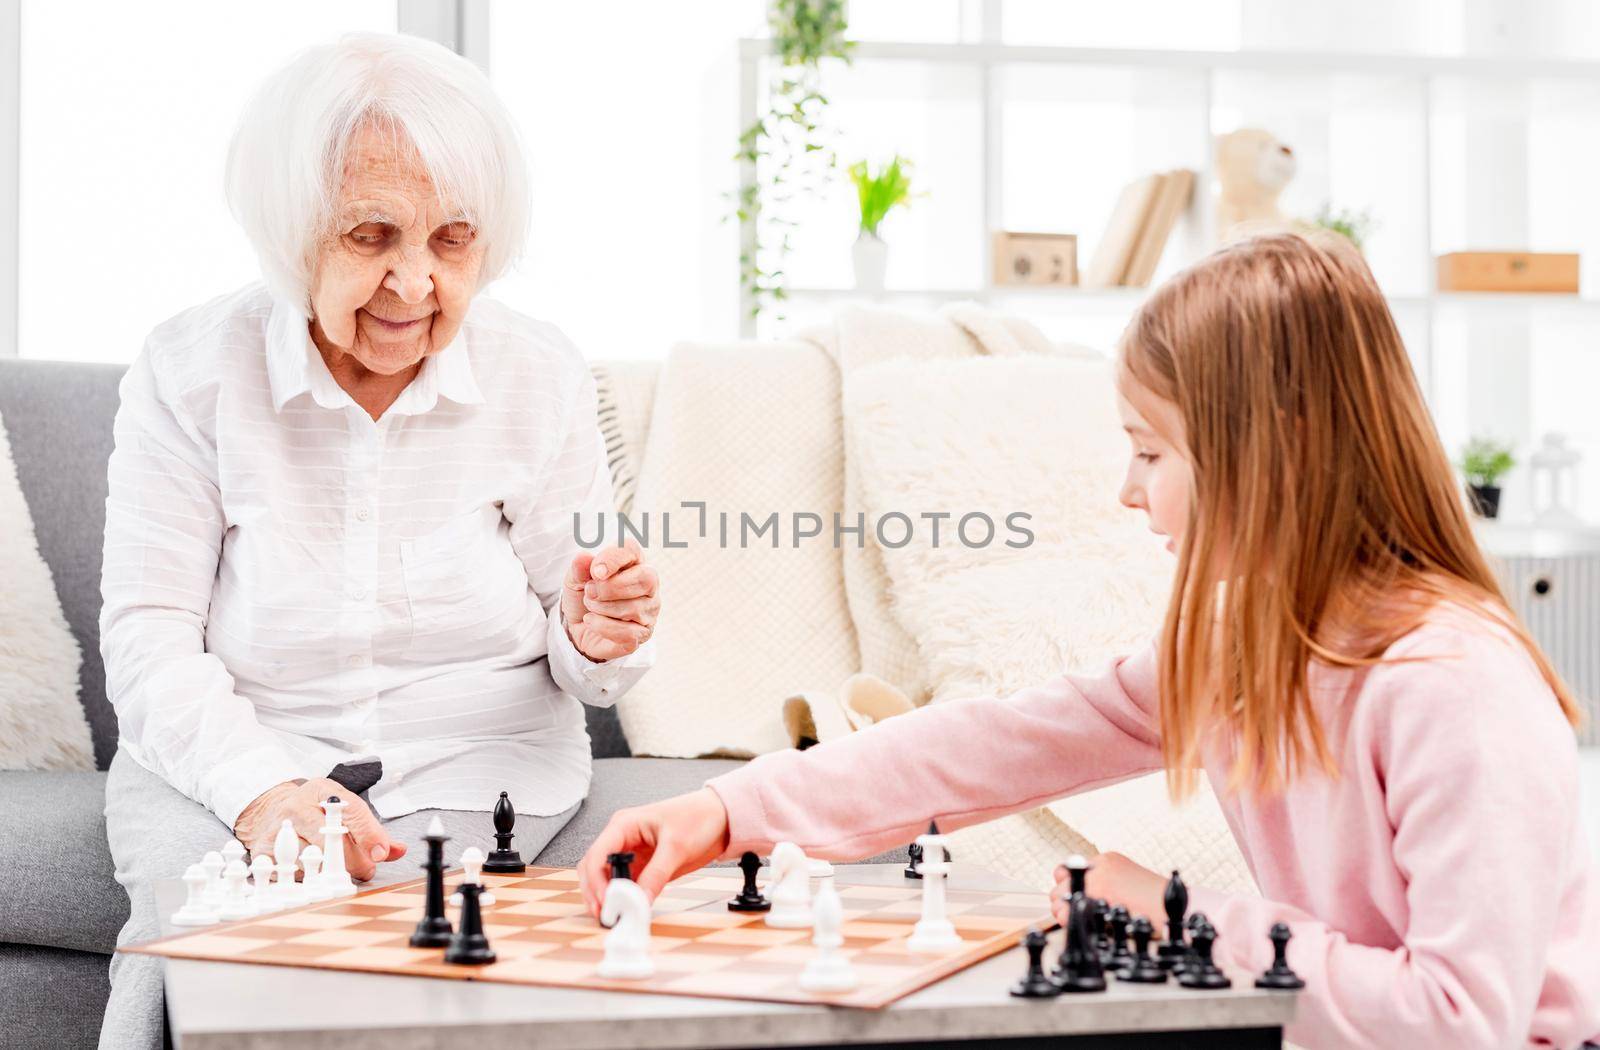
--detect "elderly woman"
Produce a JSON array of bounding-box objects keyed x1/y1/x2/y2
[{"x1": 97, "y1": 33, "x2": 660, "y2": 1048}]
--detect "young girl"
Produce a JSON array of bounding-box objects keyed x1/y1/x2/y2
[{"x1": 578, "y1": 233, "x2": 1600, "y2": 1050}]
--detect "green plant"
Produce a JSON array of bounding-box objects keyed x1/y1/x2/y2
[
  {"x1": 1308, "y1": 203, "x2": 1378, "y2": 250},
  {"x1": 732, "y1": 0, "x2": 854, "y2": 322},
  {"x1": 1458, "y1": 435, "x2": 1515, "y2": 488},
  {"x1": 848, "y1": 155, "x2": 914, "y2": 238}
]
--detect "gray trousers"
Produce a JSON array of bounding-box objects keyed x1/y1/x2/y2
[{"x1": 100, "y1": 749, "x2": 578, "y2": 1050}]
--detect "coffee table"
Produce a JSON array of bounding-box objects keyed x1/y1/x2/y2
[{"x1": 153, "y1": 863, "x2": 1297, "y2": 1049}]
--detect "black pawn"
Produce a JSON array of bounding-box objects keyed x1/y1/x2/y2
[
  {"x1": 728, "y1": 851, "x2": 771, "y2": 912},
  {"x1": 1157, "y1": 869, "x2": 1189, "y2": 970},
  {"x1": 409, "y1": 822, "x2": 453, "y2": 948},
  {"x1": 1175, "y1": 911, "x2": 1208, "y2": 975},
  {"x1": 1089, "y1": 898, "x2": 1113, "y2": 966},
  {"x1": 481, "y1": 791, "x2": 526, "y2": 874},
  {"x1": 1119, "y1": 916, "x2": 1169, "y2": 984},
  {"x1": 1255, "y1": 922, "x2": 1305, "y2": 990},
  {"x1": 1178, "y1": 921, "x2": 1232, "y2": 989},
  {"x1": 443, "y1": 882, "x2": 496, "y2": 965},
  {"x1": 1055, "y1": 894, "x2": 1107, "y2": 993},
  {"x1": 1009, "y1": 927, "x2": 1061, "y2": 998},
  {"x1": 1107, "y1": 905, "x2": 1134, "y2": 973}
]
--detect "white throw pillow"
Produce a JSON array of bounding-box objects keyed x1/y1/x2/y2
[
  {"x1": 843, "y1": 354, "x2": 1256, "y2": 893},
  {"x1": 0, "y1": 410, "x2": 93, "y2": 771}
]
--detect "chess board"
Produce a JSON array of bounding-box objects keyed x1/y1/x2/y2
[{"x1": 125, "y1": 865, "x2": 1054, "y2": 1009}]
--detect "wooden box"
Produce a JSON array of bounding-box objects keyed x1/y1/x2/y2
[
  {"x1": 1436, "y1": 251, "x2": 1579, "y2": 293},
  {"x1": 992, "y1": 231, "x2": 1078, "y2": 287}
]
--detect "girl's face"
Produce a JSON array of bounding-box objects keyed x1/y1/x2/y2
[{"x1": 1116, "y1": 381, "x2": 1193, "y2": 555}]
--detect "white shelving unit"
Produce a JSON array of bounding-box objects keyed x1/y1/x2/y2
[{"x1": 736, "y1": 23, "x2": 1600, "y2": 526}]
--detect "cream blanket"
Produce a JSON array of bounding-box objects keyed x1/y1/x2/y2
[{"x1": 0, "y1": 409, "x2": 94, "y2": 771}]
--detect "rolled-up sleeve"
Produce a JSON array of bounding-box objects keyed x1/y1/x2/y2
[
  {"x1": 99, "y1": 348, "x2": 304, "y2": 827},
  {"x1": 507, "y1": 349, "x2": 655, "y2": 709}
]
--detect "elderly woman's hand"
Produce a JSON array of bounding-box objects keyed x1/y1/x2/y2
[
  {"x1": 234, "y1": 778, "x2": 406, "y2": 882},
  {"x1": 561, "y1": 537, "x2": 659, "y2": 662}
]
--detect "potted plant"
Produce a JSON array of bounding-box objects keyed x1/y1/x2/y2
[
  {"x1": 847, "y1": 154, "x2": 914, "y2": 292},
  {"x1": 1458, "y1": 435, "x2": 1515, "y2": 519}
]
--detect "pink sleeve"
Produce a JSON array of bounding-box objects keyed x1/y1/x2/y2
[
  {"x1": 704, "y1": 641, "x2": 1163, "y2": 861},
  {"x1": 1188, "y1": 650, "x2": 1587, "y2": 1050}
]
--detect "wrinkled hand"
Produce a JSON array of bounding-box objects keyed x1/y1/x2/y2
[
  {"x1": 1049, "y1": 851, "x2": 1166, "y2": 927},
  {"x1": 577, "y1": 787, "x2": 731, "y2": 919},
  {"x1": 562, "y1": 537, "x2": 659, "y2": 662},
  {"x1": 233, "y1": 778, "x2": 406, "y2": 882}
]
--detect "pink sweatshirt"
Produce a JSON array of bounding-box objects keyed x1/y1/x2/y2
[{"x1": 705, "y1": 608, "x2": 1600, "y2": 1050}]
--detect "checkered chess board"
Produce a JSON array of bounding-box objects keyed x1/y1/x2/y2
[{"x1": 126, "y1": 865, "x2": 1054, "y2": 1009}]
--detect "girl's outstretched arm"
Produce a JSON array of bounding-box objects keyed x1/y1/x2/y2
[{"x1": 704, "y1": 640, "x2": 1165, "y2": 860}]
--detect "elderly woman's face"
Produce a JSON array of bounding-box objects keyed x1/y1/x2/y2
[{"x1": 308, "y1": 122, "x2": 485, "y2": 375}]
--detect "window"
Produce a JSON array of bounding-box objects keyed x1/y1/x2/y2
[{"x1": 17, "y1": 0, "x2": 395, "y2": 362}]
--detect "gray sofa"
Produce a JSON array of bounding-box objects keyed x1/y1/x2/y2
[{"x1": 0, "y1": 358, "x2": 763, "y2": 1048}]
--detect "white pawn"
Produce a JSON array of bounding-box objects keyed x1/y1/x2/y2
[
  {"x1": 596, "y1": 875, "x2": 655, "y2": 979},
  {"x1": 449, "y1": 846, "x2": 495, "y2": 907},
  {"x1": 199, "y1": 850, "x2": 225, "y2": 907},
  {"x1": 317, "y1": 797, "x2": 356, "y2": 898},
  {"x1": 171, "y1": 863, "x2": 219, "y2": 927},
  {"x1": 272, "y1": 820, "x2": 302, "y2": 906},
  {"x1": 300, "y1": 844, "x2": 332, "y2": 902},
  {"x1": 221, "y1": 837, "x2": 246, "y2": 871},
  {"x1": 764, "y1": 842, "x2": 813, "y2": 929},
  {"x1": 906, "y1": 833, "x2": 961, "y2": 952},
  {"x1": 799, "y1": 878, "x2": 858, "y2": 992},
  {"x1": 216, "y1": 859, "x2": 254, "y2": 921},
  {"x1": 247, "y1": 854, "x2": 277, "y2": 914}
]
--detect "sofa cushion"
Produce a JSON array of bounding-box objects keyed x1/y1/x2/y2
[
  {"x1": 0, "y1": 771, "x2": 125, "y2": 954},
  {"x1": 0, "y1": 942, "x2": 112, "y2": 1050}
]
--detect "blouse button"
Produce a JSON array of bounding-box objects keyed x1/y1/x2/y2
[{"x1": 355, "y1": 507, "x2": 370, "y2": 522}]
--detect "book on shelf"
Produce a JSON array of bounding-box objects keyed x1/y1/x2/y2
[{"x1": 1083, "y1": 168, "x2": 1197, "y2": 289}]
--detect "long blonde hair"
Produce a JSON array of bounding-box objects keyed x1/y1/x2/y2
[{"x1": 1119, "y1": 232, "x2": 1581, "y2": 798}]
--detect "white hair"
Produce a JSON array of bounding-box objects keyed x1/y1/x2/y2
[{"x1": 224, "y1": 32, "x2": 530, "y2": 315}]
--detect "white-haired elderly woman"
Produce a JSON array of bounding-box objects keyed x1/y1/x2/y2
[{"x1": 97, "y1": 33, "x2": 660, "y2": 1047}]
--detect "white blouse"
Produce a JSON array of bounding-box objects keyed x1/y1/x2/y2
[{"x1": 100, "y1": 282, "x2": 655, "y2": 829}]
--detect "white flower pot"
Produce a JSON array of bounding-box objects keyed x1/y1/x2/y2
[{"x1": 853, "y1": 232, "x2": 888, "y2": 293}]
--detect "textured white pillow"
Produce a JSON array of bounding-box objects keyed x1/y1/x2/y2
[
  {"x1": 843, "y1": 354, "x2": 1256, "y2": 894},
  {"x1": 0, "y1": 411, "x2": 93, "y2": 771}
]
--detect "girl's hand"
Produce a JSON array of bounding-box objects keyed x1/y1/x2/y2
[
  {"x1": 577, "y1": 787, "x2": 731, "y2": 919},
  {"x1": 1048, "y1": 851, "x2": 1167, "y2": 927}
]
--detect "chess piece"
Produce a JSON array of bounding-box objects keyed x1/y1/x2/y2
[
  {"x1": 906, "y1": 832, "x2": 961, "y2": 952},
  {"x1": 1157, "y1": 869, "x2": 1189, "y2": 970},
  {"x1": 808, "y1": 858, "x2": 835, "y2": 879},
  {"x1": 728, "y1": 851, "x2": 771, "y2": 913},
  {"x1": 1052, "y1": 855, "x2": 1090, "y2": 977},
  {"x1": 272, "y1": 820, "x2": 302, "y2": 907},
  {"x1": 1178, "y1": 920, "x2": 1231, "y2": 989},
  {"x1": 1175, "y1": 911, "x2": 1208, "y2": 975},
  {"x1": 409, "y1": 816, "x2": 454, "y2": 948},
  {"x1": 216, "y1": 859, "x2": 254, "y2": 921},
  {"x1": 200, "y1": 850, "x2": 226, "y2": 907},
  {"x1": 317, "y1": 796, "x2": 356, "y2": 898},
  {"x1": 1119, "y1": 916, "x2": 1168, "y2": 984},
  {"x1": 904, "y1": 838, "x2": 924, "y2": 880},
  {"x1": 299, "y1": 844, "x2": 331, "y2": 902},
  {"x1": 1055, "y1": 893, "x2": 1107, "y2": 993},
  {"x1": 798, "y1": 879, "x2": 858, "y2": 992},
  {"x1": 1107, "y1": 905, "x2": 1134, "y2": 973},
  {"x1": 443, "y1": 882, "x2": 497, "y2": 965},
  {"x1": 765, "y1": 842, "x2": 813, "y2": 929},
  {"x1": 220, "y1": 838, "x2": 246, "y2": 875},
  {"x1": 450, "y1": 846, "x2": 495, "y2": 907},
  {"x1": 1009, "y1": 927, "x2": 1061, "y2": 998},
  {"x1": 247, "y1": 854, "x2": 277, "y2": 914},
  {"x1": 597, "y1": 858, "x2": 654, "y2": 978},
  {"x1": 1255, "y1": 922, "x2": 1305, "y2": 990},
  {"x1": 171, "y1": 864, "x2": 219, "y2": 926},
  {"x1": 482, "y1": 791, "x2": 527, "y2": 873},
  {"x1": 1090, "y1": 897, "x2": 1113, "y2": 965}
]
